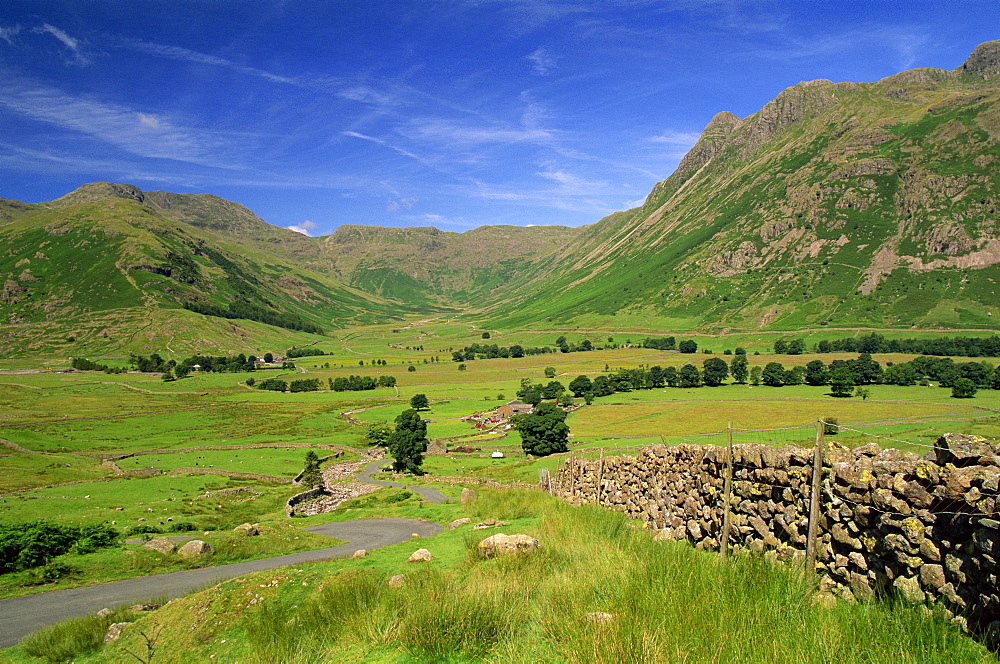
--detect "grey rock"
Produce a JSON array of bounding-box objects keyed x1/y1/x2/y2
[
  {"x1": 176, "y1": 540, "x2": 213, "y2": 559},
  {"x1": 104, "y1": 622, "x2": 131, "y2": 643},
  {"x1": 142, "y1": 537, "x2": 178, "y2": 555},
  {"x1": 407, "y1": 548, "x2": 433, "y2": 563}
]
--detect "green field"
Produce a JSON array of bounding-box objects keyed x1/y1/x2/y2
[{"x1": 1, "y1": 321, "x2": 998, "y2": 611}]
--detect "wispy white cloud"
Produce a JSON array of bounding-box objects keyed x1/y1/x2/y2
[
  {"x1": 342, "y1": 130, "x2": 436, "y2": 168},
  {"x1": 287, "y1": 220, "x2": 318, "y2": 236},
  {"x1": 527, "y1": 47, "x2": 558, "y2": 75},
  {"x1": 0, "y1": 73, "x2": 245, "y2": 168},
  {"x1": 744, "y1": 25, "x2": 933, "y2": 72},
  {"x1": 649, "y1": 130, "x2": 701, "y2": 147},
  {"x1": 136, "y1": 112, "x2": 161, "y2": 131},
  {"x1": 0, "y1": 24, "x2": 21, "y2": 45},
  {"x1": 114, "y1": 37, "x2": 297, "y2": 85},
  {"x1": 34, "y1": 24, "x2": 89, "y2": 65},
  {"x1": 387, "y1": 197, "x2": 417, "y2": 213}
]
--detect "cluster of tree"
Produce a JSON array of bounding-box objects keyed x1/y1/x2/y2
[
  {"x1": 772, "y1": 339, "x2": 807, "y2": 355},
  {"x1": 175, "y1": 353, "x2": 258, "y2": 374},
  {"x1": 512, "y1": 402, "x2": 569, "y2": 457},
  {"x1": 286, "y1": 347, "x2": 325, "y2": 358},
  {"x1": 182, "y1": 300, "x2": 323, "y2": 335},
  {"x1": 0, "y1": 521, "x2": 117, "y2": 574},
  {"x1": 787, "y1": 333, "x2": 1000, "y2": 358},
  {"x1": 387, "y1": 409, "x2": 429, "y2": 474},
  {"x1": 256, "y1": 378, "x2": 288, "y2": 392},
  {"x1": 452, "y1": 343, "x2": 551, "y2": 361},
  {"x1": 517, "y1": 379, "x2": 574, "y2": 405},
  {"x1": 290, "y1": 379, "x2": 322, "y2": 393},
  {"x1": 329, "y1": 375, "x2": 396, "y2": 391},
  {"x1": 300, "y1": 451, "x2": 323, "y2": 489},
  {"x1": 69, "y1": 358, "x2": 125, "y2": 373},
  {"x1": 642, "y1": 336, "x2": 677, "y2": 350}
]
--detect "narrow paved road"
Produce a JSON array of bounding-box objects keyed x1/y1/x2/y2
[
  {"x1": 0, "y1": 518, "x2": 442, "y2": 649},
  {"x1": 358, "y1": 459, "x2": 451, "y2": 503}
]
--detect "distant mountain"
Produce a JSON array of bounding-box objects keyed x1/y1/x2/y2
[
  {"x1": 3, "y1": 40, "x2": 1000, "y2": 355},
  {"x1": 483, "y1": 40, "x2": 1000, "y2": 332}
]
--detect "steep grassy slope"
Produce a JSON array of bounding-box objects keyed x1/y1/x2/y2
[
  {"x1": 483, "y1": 41, "x2": 1000, "y2": 332},
  {"x1": 0, "y1": 196, "x2": 405, "y2": 355}
]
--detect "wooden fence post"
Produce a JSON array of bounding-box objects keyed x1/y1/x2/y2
[
  {"x1": 719, "y1": 422, "x2": 734, "y2": 558},
  {"x1": 805, "y1": 419, "x2": 825, "y2": 571}
]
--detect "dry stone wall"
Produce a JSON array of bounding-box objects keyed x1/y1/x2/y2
[{"x1": 552, "y1": 433, "x2": 999, "y2": 641}]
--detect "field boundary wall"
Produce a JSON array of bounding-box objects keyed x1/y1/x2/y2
[{"x1": 551, "y1": 430, "x2": 999, "y2": 641}]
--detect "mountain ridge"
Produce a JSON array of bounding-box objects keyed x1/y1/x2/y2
[{"x1": 3, "y1": 40, "x2": 1000, "y2": 354}]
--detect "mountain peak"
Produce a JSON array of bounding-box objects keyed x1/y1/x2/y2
[
  {"x1": 958, "y1": 39, "x2": 1000, "y2": 79},
  {"x1": 52, "y1": 181, "x2": 144, "y2": 206}
]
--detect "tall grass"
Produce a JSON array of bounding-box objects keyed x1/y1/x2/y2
[
  {"x1": 21, "y1": 606, "x2": 136, "y2": 663},
  {"x1": 229, "y1": 490, "x2": 990, "y2": 663}
]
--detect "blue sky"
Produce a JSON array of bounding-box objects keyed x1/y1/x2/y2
[{"x1": 1, "y1": 1, "x2": 997, "y2": 235}]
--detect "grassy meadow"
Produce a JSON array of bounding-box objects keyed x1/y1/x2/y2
[
  {"x1": 4, "y1": 490, "x2": 992, "y2": 663},
  {"x1": 2, "y1": 320, "x2": 998, "y2": 658}
]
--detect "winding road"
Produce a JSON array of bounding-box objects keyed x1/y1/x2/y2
[
  {"x1": 0, "y1": 517, "x2": 443, "y2": 648},
  {"x1": 357, "y1": 459, "x2": 450, "y2": 503}
]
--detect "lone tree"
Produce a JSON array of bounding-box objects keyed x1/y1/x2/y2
[
  {"x1": 952, "y1": 377, "x2": 977, "y2": 398},
  {"x1": 387, "y1": 408, "x2": 429, "y2": 474},
  {"x1": 300, "y1": 450, "x2": 323, "y2": 488},
  {"x1": 513, "y1": 402, "x2": 569, "y2": 457},
  {"x1": 409, "y1": 393, "x2": 429, "y2": 410}
]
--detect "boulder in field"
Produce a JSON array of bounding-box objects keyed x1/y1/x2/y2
[
  {"x1": 477, "y1": 533, "x2": 542, "y2": 558},
  {"x1": 142, "y1": 537, "x2": 178, "y2": 555},
  {"x1": 177, "y1": 540, "x2": 214, "y2": 559},
  {"x1": 407, "y1": 548, "x2": 433, "y2": 563},
  {"x1": 234, "y1": 523, "x2": 259, "y2": 536}
]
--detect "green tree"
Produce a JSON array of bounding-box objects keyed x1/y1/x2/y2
[
  {"x1": 952, "y1": 378, "x2": 977, "y2": 398},
  {"x1": 388, "y1": 409, "x2": 428, "y2": 474},
  {"x1": 702, "y1": 357, "x2": 729, "y2": 387},
  {"x1": 513, "y1": 402, "x2": 569, "y2": 457},
  {"x1": 544, "y1": 367, "x2": 557, "y2": 378},
  {"x1": 481, "y1": 331, "x2": 491, "y2": 339},
  {"x1": 569, "y1": 375, "x2": 593, "y2": 397},
  {"x1": 410, "y1": 393, "x2": 429, "y2": 410},
  {"x1": 366, "y1": 422, "x2": 393, "y2": 446},
  {"x1": 407, "y1": 365, "x2": 416, "y2": 372},
  {"x1": 749, "y1": 366, "x2": 762, "y2": 386},
  {"x1": 678, "y1": 364, "x2": 701, "y2": 387},
  {"x1": 458, "y1": 363, "x2": 467, "y2": 371},
  {"x1": 678, "y1": 340, "x2": 698, "y2": 353},
  {"x1": 828, "y1": 368, "x2": 855, "y2": 397},
  {"x1": 730, "y1": 354, "x2": 749, "y2": 384},
  {"x1": 761, "y1": 362, "x2": 786, "y2": 387},
  {"x1": 805, "y1": 360, "x2": 828, "y2": 386},
  {"x1": 854, "y1": 387, "x2": 871, "y2": 401},
  {"x1": 300, "y1": 451, "x2": 323, "y2": 489},
  {"x1": 542, "y1": 381, "x2": 566, "y2": 399},
  {"x1": 822, "y1": 417, "x2": 839, "y2": 435}
]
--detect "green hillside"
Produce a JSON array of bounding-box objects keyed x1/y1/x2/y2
[{"x1": 481, "y1": 40, "x2": 1000, "y2": 332}]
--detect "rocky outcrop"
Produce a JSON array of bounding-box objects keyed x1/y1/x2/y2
[{"x1": 959, "y1": 40, "x2": 1000, "y2": 79}]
